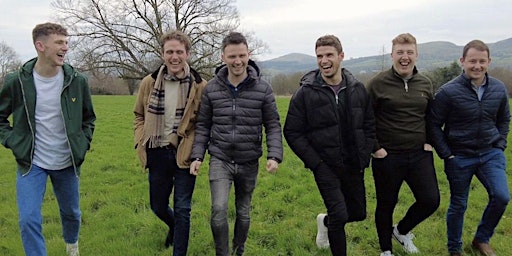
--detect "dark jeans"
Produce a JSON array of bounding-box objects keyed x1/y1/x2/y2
[
  {"x1": 208, "y1": 156, "x2": 259, "y2": 256},
  {"x1": 313, "y1": 165, "x2": 366, "y2": 256},
  {"x1": 444, "y1": 148, "x2": 510, "y2": 253},
  {"x1": 372, "y1": 149, "x2": 440, "y2": 252},
  {"x1": 147, "y1": 147, "x2": 196, "y2": 256}
]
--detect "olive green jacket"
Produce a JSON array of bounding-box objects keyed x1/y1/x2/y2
[{"x1": 0, "y1": 58, "x2": 96, "y2": 175}]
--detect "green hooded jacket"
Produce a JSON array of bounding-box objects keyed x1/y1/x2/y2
[{"x1": 0, "y1": 58, "x2": 96, "y2": 175}]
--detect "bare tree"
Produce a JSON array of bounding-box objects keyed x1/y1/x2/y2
[
  {"x1": 0, "y1": 41, "x2": 22, "y2": 86},
  {"x1": 51, "y1": 0, "x2": 267, "y2": 84}
]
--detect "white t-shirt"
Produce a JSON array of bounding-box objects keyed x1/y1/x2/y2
[{"x1": 32, "y1": 69, "x2": 72, "y2": 170}]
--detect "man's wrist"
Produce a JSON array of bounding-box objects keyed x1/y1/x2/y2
[{"x1": 267, "y1": 157, "x2": 281, "y2": 163}]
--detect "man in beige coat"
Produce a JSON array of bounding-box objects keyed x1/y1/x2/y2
[{"x1": 133, "y1": 30, "x2": 206, "y2": 256}]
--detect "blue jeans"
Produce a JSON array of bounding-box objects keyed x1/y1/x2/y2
[
  {"x1": 444, "y1": 148, "x2": 510, "y2": 253},
  {"x1": 372, "y1": 149, "x2": 440, "y2": 252},
  {"x1": 16, "y1": 164, "x2": 80, "y2": 256},
  {"x1": 146, "y1": 147, "x2": 196, "y2": 256},
  {"x1": 208, "y1": 156, "x2": 259, "y2": 256}
]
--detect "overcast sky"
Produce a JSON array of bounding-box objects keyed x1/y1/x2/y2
[{"x1": 1, "y1": 0, "x2": 510, "y2": 62}]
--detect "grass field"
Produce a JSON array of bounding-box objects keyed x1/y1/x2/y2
[{"x1": 0, "y1": 95, "x2": 511, "y2": 255}]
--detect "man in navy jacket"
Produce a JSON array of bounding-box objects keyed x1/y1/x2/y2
[{"x1": 429, "y1": 39, "x2": 510, "y2": 256}]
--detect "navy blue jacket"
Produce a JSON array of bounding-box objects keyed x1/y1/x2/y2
[{"x1": 428, "y1": 73, "x2": 510, "y2": 159}]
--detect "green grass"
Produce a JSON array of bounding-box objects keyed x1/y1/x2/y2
[{"x1": 0, "y1": 95, "x2": 511, "y2": 255}]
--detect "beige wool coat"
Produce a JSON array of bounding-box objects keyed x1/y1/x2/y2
[{"x1": 133, "y1": 67, "x2": 207, "y2": 170}]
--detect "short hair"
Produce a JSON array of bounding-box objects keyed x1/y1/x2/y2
[
  {"x1": 315, "y1": 35, "x2": 343, "y2": 53},
  {"x1": 462, "y1": 40, "x2": 490, "y2": 58},
  {"x1": 392, "y1": 33, "x2": 417, "y2": 50},
  {"x1": 221, "y1": 32, "x2": 248, "y2": 52},
  {"x1": 160, "y1": 30, "x2": 192, "y2": 53},
  {"x1": 32, "y1": 22, "x2": 68, "y2": 43}
]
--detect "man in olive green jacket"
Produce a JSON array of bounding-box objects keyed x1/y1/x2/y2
[{"x1": 0, "y1": 23, "x2": 95, "y2": 256}]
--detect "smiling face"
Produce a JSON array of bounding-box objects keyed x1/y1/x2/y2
[
  {"x1": 391, "y1": 43, "x2": 417, "y2": 77},
  {"x1": 460, "y1": 48, "x2": 490, "y2": 85},
  {"x1": 162, "y1": 39, "x2": 190, "y2": 76},
  {"x1": 221, "y1": 43, "x2": 250, "y2": 84},
  {"x1": 316, "y1": 45, "x2": 344, "y2": 85},
  {"x1": 35, "y1": 33, "x2": 68, "y2": 67}
]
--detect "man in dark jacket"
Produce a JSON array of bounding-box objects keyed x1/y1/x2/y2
[
  {"x1": 0, "y1": 23, "x2": 95, "y2": 256},
  {"x1": 189, "y1": 32, "x2": 283, "y2": 256},
  {"x1": 429, "y1": 40, "x2": 510, "y2": 256},
  {"x1": 283, "y1": 35, "x2": 375, "y2": 256}
]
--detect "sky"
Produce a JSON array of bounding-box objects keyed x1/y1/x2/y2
[{"x1": 1, "y1": 0, "x2": 510, "y2": 62}]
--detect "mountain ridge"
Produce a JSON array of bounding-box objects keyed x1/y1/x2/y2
[{"x1": 257, "y1": 38, "x2": 512, "y2": 75}]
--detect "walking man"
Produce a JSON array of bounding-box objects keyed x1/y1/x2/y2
[
  {"x1": 284, "y1": 34, "x2": 375, "y2": 256},
  {"x1": 367, "y1": 33, "x2": 440, "y2": 256},
  {"x1": 0, "y1": 22, "x2": 96, "y2": 256},
  {"x1": 429, "y1": 39, "x2": 510, "y2": 256},
  {"x1": 133, "y1": 30, "x2": 207, "y2": 255}
]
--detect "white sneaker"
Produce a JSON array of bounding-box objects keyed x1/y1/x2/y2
[
  {"x1": 316, "y1": 213, "x2": 329, "y2": 249},
  {"x1": 392, "y1": 225, "x2": 419, "y2": 253},
  {"x1": 66, "y1": 242, "x2": 79, "y2": 256},
  {"x1": 380, "y1": 250, "x2": 394, "y2": 256}
]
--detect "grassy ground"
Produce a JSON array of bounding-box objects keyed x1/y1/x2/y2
[{"x1": 0, "y1": 95, "x2": 511, "y2": 255}]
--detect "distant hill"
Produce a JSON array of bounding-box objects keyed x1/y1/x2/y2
[{"x1": 257, "y1": 38, "x2": 512, "y2": 75}]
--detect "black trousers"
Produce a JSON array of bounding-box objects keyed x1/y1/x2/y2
[
  {"x1": 371, "y1": 149, "x2": 440, "y2": 252},
  {"x1": 314, "y1": 164, "x2": 366, "y2": 256}
]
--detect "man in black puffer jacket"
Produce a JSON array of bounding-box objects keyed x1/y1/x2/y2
[
  {"x1": 284, "y1": 35, "x2": 375, "y2": 256},
  {"x1": 189, "y1": 32, "x2": 282, "y2": 256}
]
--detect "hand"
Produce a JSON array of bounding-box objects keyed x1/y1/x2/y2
[
  {"x1": 266, "y1": 159, "x2": 278, "y2": 174},
  {"x1": 372, "y1": 148, "x2": 387, "y2": 158},
  {"x1": 424, "y1": 143, "x2": 433, "y2": 151},
  {"x1": 189, "y1": 160, "x2": 202, "y2": 176}
]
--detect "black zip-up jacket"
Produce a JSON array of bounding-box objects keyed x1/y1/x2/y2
[
  {"x1": 191, "y1": 60, "x2": 283, "y2": 164},
  {"x1": 284, "y1": 68, "x2": 375, "y2": 171}
]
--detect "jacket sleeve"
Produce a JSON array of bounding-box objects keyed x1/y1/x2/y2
[
  {"x1": 133, "y1": 76, "x2": 152, "y2": 149},
  {"x1": 0, "y1": 74, "x2": 14, "y2": 148},
  {"x1": 190, "y1": 86, "x2": 213, "y2": 160},
  {"x1": 81, "y1": 76, "x2": 96, "y2": 147},
  {"x1": 366, "y1": 80, "x2": 382, "y2": 153},
  {"x1": 283, "y1": 87, "x2": 323, "y2": 170},
  {"x1": 494, "y1": 90, "x2": 511, "y2": 150},
  {"x1": 132, "y1": 76, "x2": 153, "y2": 168},
  {"x1": 361, "y1": 85, "x2": 376, "y2": 167},
  {"x1": 262, "y1": 84, "x2": 283, "y2": 162},
  {"x1": 428, "y1": 88, "x2": 452, "y2": 159}
]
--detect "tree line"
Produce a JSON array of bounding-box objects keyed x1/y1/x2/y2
[{"x1": 268, "y1": 62, "x2": 512, "y2": 98}]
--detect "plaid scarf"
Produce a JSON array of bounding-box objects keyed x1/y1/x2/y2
[{"x1": 144, "y1": 64, "x2": 190, "y2": 148}]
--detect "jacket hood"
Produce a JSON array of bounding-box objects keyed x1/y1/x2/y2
[{"x1": 300, "y1": 68, "x2": 357, "y2": 88}]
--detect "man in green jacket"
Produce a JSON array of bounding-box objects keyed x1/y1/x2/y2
[{"x1": 0, "y1": 22, "x2": 96, "y2": 256}]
